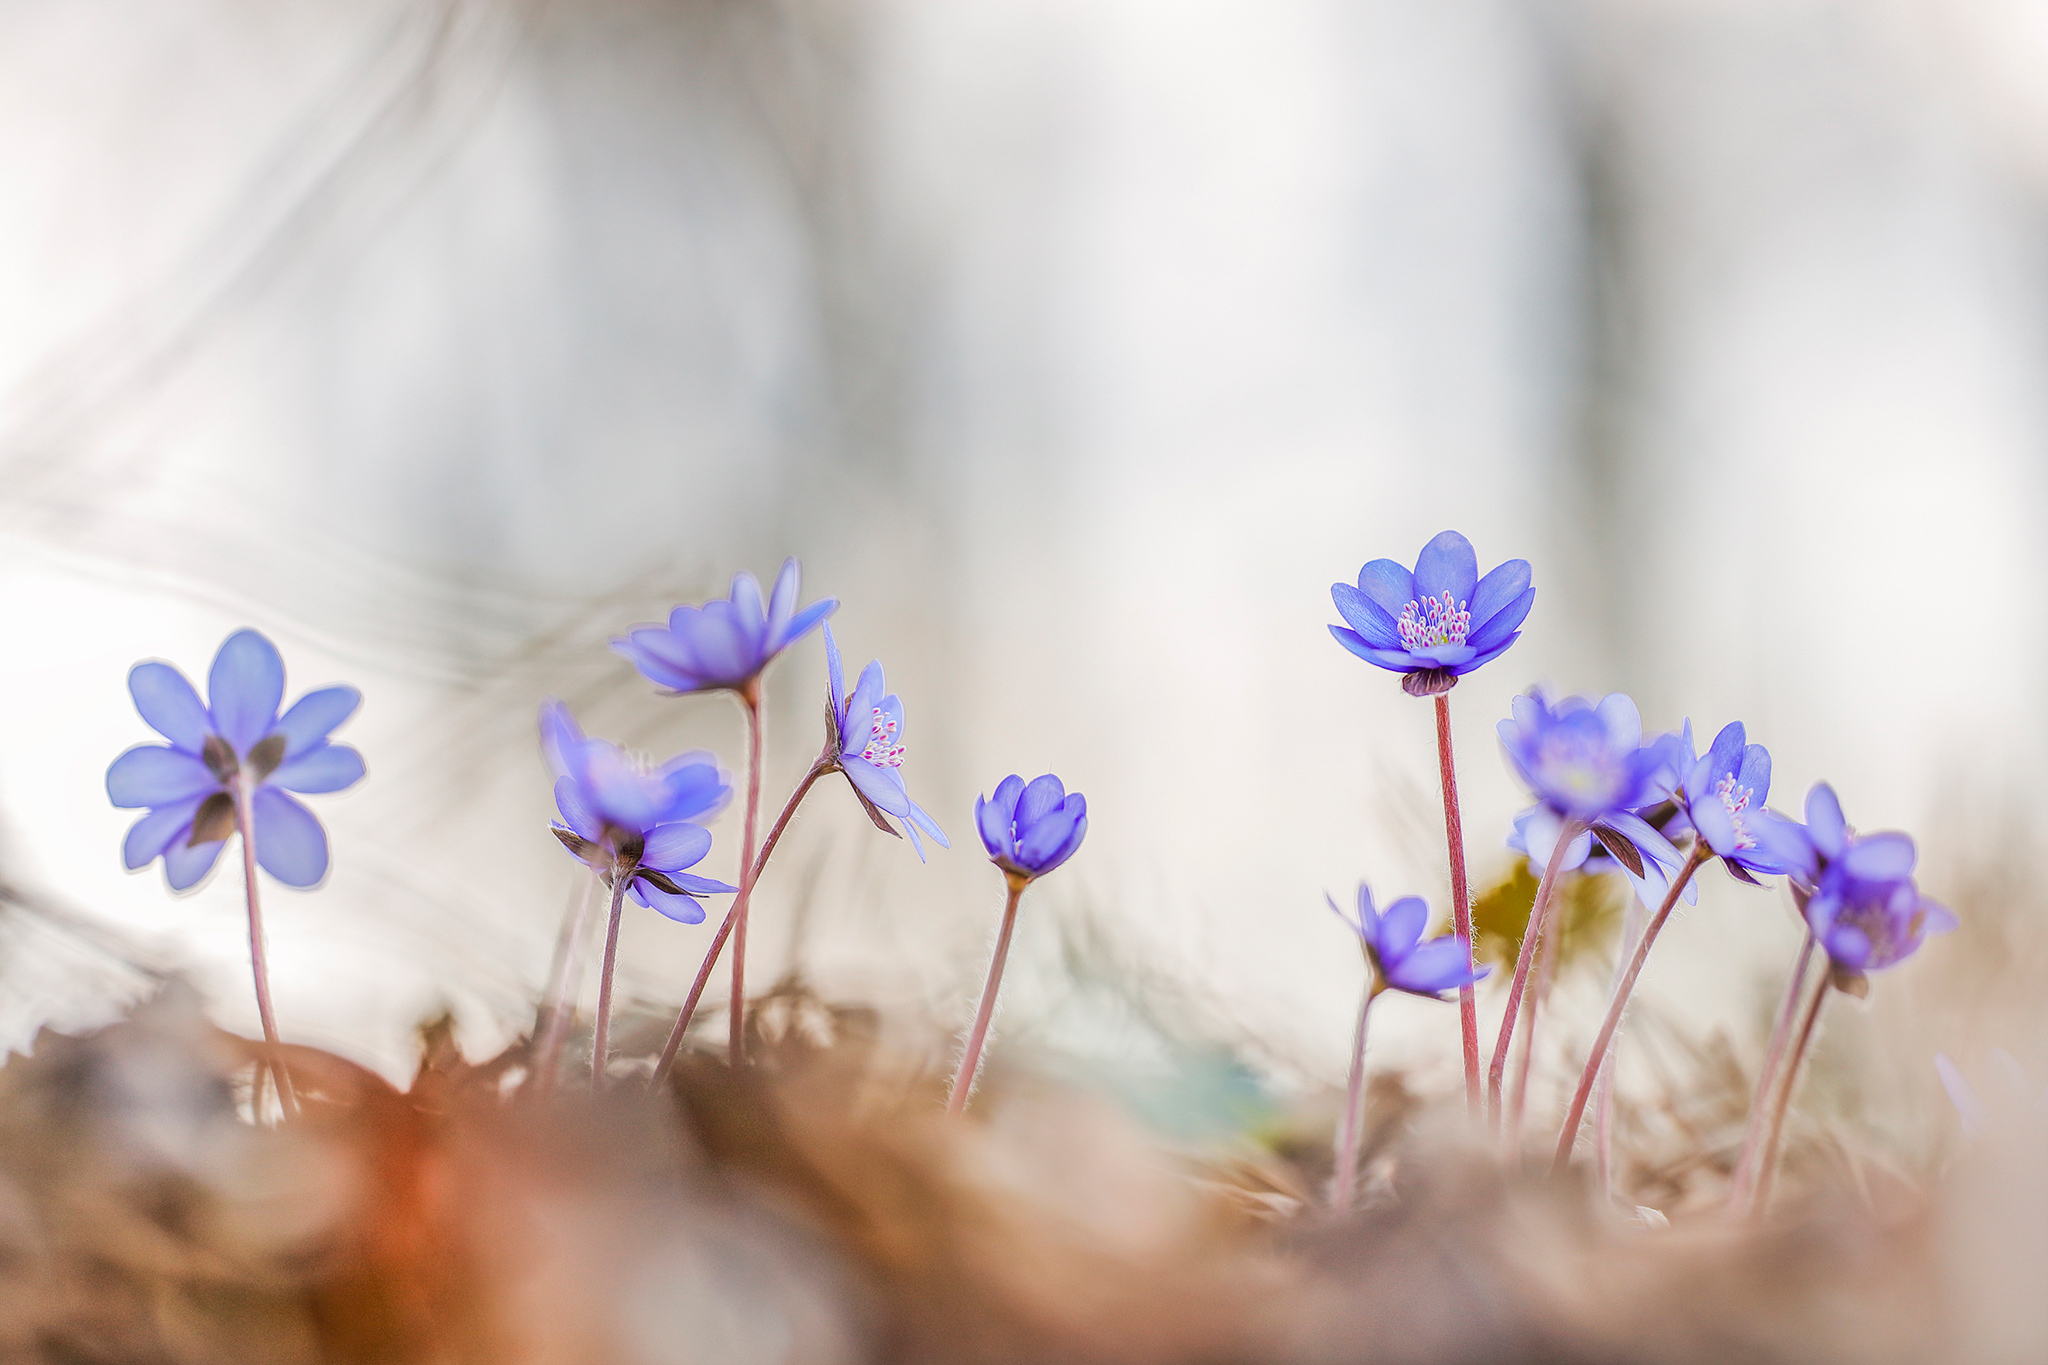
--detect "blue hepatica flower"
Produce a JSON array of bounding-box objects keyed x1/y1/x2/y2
[
  {"x1": 612, "y1": 558, "x2": 838, "y2": 695},
  {"x1": 1506, "y1": 800, "x2": 1697, "y2": 912},
  {"x1": 1775, "y1": 783, "x2": 1955, "y2": 975},
  {"x1": 1498, "y1": 691, "x2": 1684, "y2": 880},
  {"x1": 1329, "y1": 531, "x2": 1534, "y2": 696},
  {"x1": 540, "y1": 701, "x2": 737, "y2": 924},
  {"x1": 1667, "y1": 720, "x2": 1806, "y2": 884},
  {"x1": 107, "y1": 629, "x2": 365, "y2": 891},
  {"x1": 1329, "y1": 885, "x2": 1488, "y2": 998},
  {"x1": 824, "y1": 625, "x2": 948, "y2": 859},
  {"x1": 975, "y1": 774, "x2": 1087, "y2": 881}
]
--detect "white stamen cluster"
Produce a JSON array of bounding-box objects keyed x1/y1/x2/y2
[
  {"x1": 861, "y1": 708, "x2": 905, "y2": 768},
  {"x1": 1397, "y1": 591, "x2": 1471, "y2": 651}
]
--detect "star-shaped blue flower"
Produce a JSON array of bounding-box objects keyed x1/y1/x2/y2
[
  {"x1": 540, "y1": 701, "x2": 737, "y2": 923},
  {"x1": 1329, "y1": 531, "x2": 1534, "y2": 695},
  {"x1": 612, "y1": 558, "x2": 838, "y2": 695},
  {"x1": 1775, "y1": 784, "x2": 1955, "y2": 974},
  {"x1": 106, "y1": 629, "x2": 365, "y2": 890}
]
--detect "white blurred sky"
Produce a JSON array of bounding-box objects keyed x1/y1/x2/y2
[{"x1": 0, "y1": 0, "x2": 2044, "y2": 1092}]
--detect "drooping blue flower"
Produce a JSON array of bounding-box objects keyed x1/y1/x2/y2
[
  {"x1": 107, "y1": 629, "x2": 365, "y2": 891},
  {"x1": 823, "y1": 625, "x2": 948, "y2": 860},
  {"x1": 540, "y1": 701, "x2": 737, "y2": 924},
  {"x1": 1498, "y1": 691, "x2": 1684, "y2": 879},
  {"x1": 975, "y1": 774, "x2": 1087, "y2": 880},
  {"x1": 1329, "y1": 531, "x2": 1534, "y2": 695},
  {"x1": 1328, "y1": 884, "x2": 1488, "y2": 998},
  {"x1": 612, "y1": 558, "x2": 838, "y2": 695},
  {"x1": 1774, "y1": 783, "x2": 1955, "y2": 974}
]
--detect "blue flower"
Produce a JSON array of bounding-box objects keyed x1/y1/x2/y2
[
  {"x1": 1329, "y1": 531, "x2": 1534, "y2": 695},
  {"x1": 1498, "y1": 691, "x2": 1684, "y2": 877},
  {"x1": 975, "y1": 774, "x2": 1087, "y2": 880},
  {"x1": 612, "y1": 558, "x2": 838, "y2": 694},
  {"x1": 106, "y1": 629, "x2": 365, "y2": 891},
  {"x1": 1665, "y1": 720, "x2": 1807, "y2": 883},
  {"x1": 1329, "y1": 885, "x2": 1487, "y2": 998},
  {"x1": 823, "y1": 625, "x2": 948, "y2": 859},
  {"x1": 540, "y1": 701, "x2": 737, "y2": 924},
  {"x1": 1776, "y1": 784, "x2": 1955, "y2": 974}
]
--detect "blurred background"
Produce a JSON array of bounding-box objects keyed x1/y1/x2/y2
[{"x1": 1, "y1": 0, "x2": 2044, "y2": 1124}]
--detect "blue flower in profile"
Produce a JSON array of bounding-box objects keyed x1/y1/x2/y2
[
  {"x1": 1498, "y1": 690, "x2": 1684, "y2": 877},
  {"x1": 976, "y1": 774, "x2": 1087, "y2": 881},
  {"x1": 1665, "y1": 720, "x2": 1807, "y2": 883},
  {"x1": 612, "y1": 558, "x2": 837, "y2": 695},
  {"x1": 106, "y1": 629, "x2": 365, "y2": 891},
  {"x1": 1328, "y1": 885, "x2": 1487, "y2": 998},
  {"x1": 823, "y1": 625, "x2": 948, "y2": 859},
  {"x1": 540, "y1": 701, "x2": 737, "y2": 923},
  {"x1": 1329, "y1": 531, "x2": 1534, "y2": 695},
  {"x1": 1775, "y1": 784, "x2": 1955, "y2": 975}
]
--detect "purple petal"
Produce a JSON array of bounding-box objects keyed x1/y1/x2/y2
[
  {"x1": 779, "y1": 598, "x2": 837, "y2": 650},
  {"x1": 689, "y1": 601, "x2": 757, "y2": 682},
  {"x1": 207, "y1": 630, "x2": 286, "y2": 755},
  {"x1": 1354, "y1": 883, "x2": 1380, "y2": 937},
  {"x1": 1017, "y1": 803, "x2": 1082, "y2": 870},
  {"x1": 824, "y1": 624, "x2": 846, "y2": 717},
  {"x1": 1805, "y1": 784, "x2": 1848, "y2": 859},
  {"x1": 127, "y1": 662, "x2": 211, "y2": 754},
  {"x1": 1825, "y1": 923, "x2": 1872, "y2": 971},
  {"x1": 1386, "y1": 936, "x2": 1480, "y2": 995},
  {"x1": 1737, "y1": 745, "x2": 1772, "y2": 805},
  {"x1": 1017, "y1": 774, "x2": 1067, "y2": 829},
  {"x1": 1330, "y1": 583, "x2": 1402, "y2": 650},
  {"x1": 251, "y1": 787, "x2": 328, "y2": 887},
  {"x1": 843, "y1": 757, "x2": 911, "y2": 818},
  {"x1": 538, "y1": 700, "x2": 584, "y2": 779},
  {"x1": 658, "y1": 756, "x2": 731, "y2": 824},
  {"x1": 1919, "y1": 898, "x2": 1958, "y2": 936},
  {"x1": 1468, "y1": 559, "x2": 1532, "y2": 630},
  {"x1": 273, "y1": 686, "x2": 361, "y2": 758},
  {"x1": 1377, "y1": 896, "x2": 1430, "y2": 959},
  {"x1": 163, "y1": 837, "x2": 226, "y2": 892},
  {"x1": 580, "y1": 745, "x2": 667, "y2": 832},
  {"x1": 1705, "y1": 722, "x2": 1745, "y2": 782},
  {"x1": 1453, "y1": 632, "x2": 1523, "y2": 674},
  {"x1": 1411, "y1": 531, "x2": 1478, "y2": 607},
  {"x1": 1689, "y1": 789, "x2": 1737, "y2": 857},
  {"x1": 671, "y1": 871, "x2": 738, "y2": 896},
  {"x1": 905, "y1": 799, "x2": 949, "y2": 853},
  {"x1": 1595, "y1": 693, "x2": 1642, "y2": 751},
  {"x1": 1355, "y1": 559, "x2": 1415, "y2": 615},
  {"x1": 122, "y1": 795, "x2": 207, "y2": 870},
  {"x1": 766, "y1": 558, "x2": 800, "y2": 640},
  {"x1": 267, "y1": 743, "x2": 365, "y2": 795},
  {"x1": 975, "y1": 792, "x2": 1014, "y2": 860},
  {"x1": 1465, "y1": 586, "x2": 1534, "y2": 653},
  {"x1": 554, "y1": 777, "x2": 603, "y2": 841},
  {"x1": 729, "y1": 571, "x2": 768, "y2": 653},
  {"x1": 845, "y1": 661, "x2": 886, "y2": 743},
  {"x1": 1031, "y1": 808, "x2": 1086, "y2": 875},
  {"x1": 640, "y1": 821, "x2": 712, "y2": 873},
  {"x1": 635, "y1": 879, "x2": 707, "y2": 924},
  {"x1": 1844, "y1": 832, "x2": 1916, "y2": 881},
  {"x1": 612, "y1": 637, "x2": 704, "y2": 693},
  {"x1": 106, "y1": 746, "x2": 220, "y2": 809}
]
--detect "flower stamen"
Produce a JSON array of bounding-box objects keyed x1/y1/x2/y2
[
  {"x1": 1715, "y1": 775, "x2": 1756, "y2": 850},
  {"x1": 861, "y1": 709, "x2": 905, "y2": 768},
  {"x1": 1397, "y1": 591, "x2": 1471, "y2": 651}
]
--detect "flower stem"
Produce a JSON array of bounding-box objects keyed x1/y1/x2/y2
[
  {"x1": 1330, "y1": 981, "x2": 1382, "y2": 1210},
  {"x1": 728, "y1": 682, "x2": 766, "y2": 1066},
  {"x1": 650, "y1": 759, "x2": 830, "y2": 1087},
  {"x1": 1488, "y1": 821, "x2": 1580, "y2": 1129},
  {"x1": 231, "y1": 783, "x2": 296, "y2": 1120},
  {"x1": 1743, "y1": 965, "x2": 1830, "y2": 1218},
  {"x1": 1551, "y1": 841, "x2": 1711, "y2": 1173},
  {"x1": 1593, "y1": 894, "x2": 1648, "y2": 1196},
  {"x1": 531, "y1": 875, "x2": 600, "y2": 1094},
  {"x1": 1432, "y1": 693, "x2": 1480, "y2": 1119},
  {"x1": 947, "y1": 874, "x2": 1029, "y2": 1114},
  {"x1": 590, "y1": 866, "x2": 632, "y2": 1091},
  {"x1": 1728, "y1": 927, "x2": 1818, "y2": 1208},
  {"x1": 1506, "y1": 920, "x2": 1558, "y2": 1146}
]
